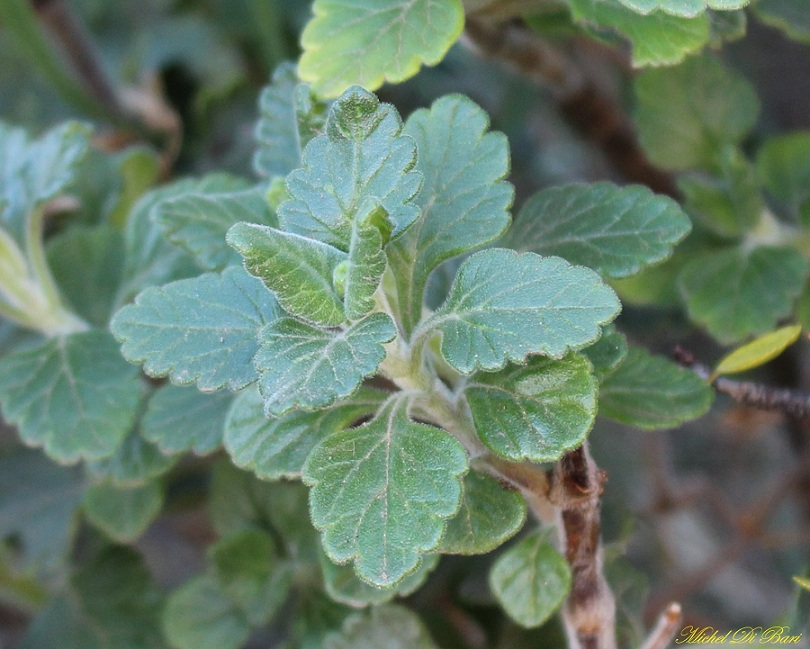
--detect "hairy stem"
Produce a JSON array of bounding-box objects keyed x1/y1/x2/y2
[{"x1": 550, "y1": 444, "x2": 617, "y2": 649}]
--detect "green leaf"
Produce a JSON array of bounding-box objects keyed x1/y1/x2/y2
[
  {"x1": 323, "y1": 605, "x2": 440, "y2": 649},
  {"x1": 583, "y1": 326, "x2": 628, "y2": 381},
  {"x1": 466, "y1": 354, "x2": 597, "y2": 462},
  {"x1": 504, "y1": 182, "x2": 690, "y2": 278},
  {"x1": 439, "y1": 471, "x2": 526, "y2": 555},
  {"x1": 210, "y1": 529, "x2": 293, "y2": 626},
  {"x1": 155, "y1": 188, "x2": 276, "y2": 271},
  {"x1": 253, "y1": 313, "x2": 396, "y2": 416},
  {"x1": 678, "y1": 149, "x2": 762, "y2": 237},
  {"x1": 616, "y1": 0, "x2": 749, "y2": 17},
  {"x1": 389, "y1": 94, "x2": 513, "y2": 335},
  {"x1": 0, "y1": 121, "x2": 90, "y2": 244},
  {"x1": 22, "y1": 547, "x2": 165, "y2": 649},
  {"x1": 320, "y1": 552, "x2": 439, "y2": 607},
  {"x1": 303, "y1": 398, "x2": 468, "y2": 587},
  {"x1": 0, "y1": 448, "x2": 84, "y2": 570},
  {"x1": 756, "y1": 133, "x2": 810, "y2": 222},
  {"x1": 753, "y1": 0, "x2": 810, "y2": 43},
  {"x1": 82, "y1": 481, "x2": 163, "y2": 543},
  {"x1": 599, "y1": 347, "x2": 713, "y2": 428},
  {"x1": 255, "y1": 63, "x2": 302, "y2": 177},
  {"x1": 678, "y1": 246, "x2": 809, "y2": 343},
  {"x1": 713, "y1": 325, "x2": 803, "y2": 378},
  {"x1": 163, "y1": 574, "x2": 249, "y2": 649},
  {"x1": 489, "y1": 530, "x2": 571, "y2": 629},
  {"x1": 635, "y1": 54, "x2": 759, "y2": 171},
  {"x1": 567, "y1": 0, "x2": 710, "y2": 67},
  {"x1": 342, "y1": 199, "x2": 391, "y2": 321},
  {"x1": 142, "y1": 385, "x2": 232, "y2": 455},
  {"x1": 111, "y1": 266, "x2": 281, "y2": 392},
  {"x1": 224, "y1": 386, "x2": 385, "y2": 480},
  {"x1": 0, "y1": 331, "x2": 142, "y2": 462},
  {"x1": 46, "y1": 225, "x2": 125, "y2": 328},
  {"x1": 299, "y1": 0, "x2": 464, "y2": 97},
  {"x1": 86, "y1": 428, "x2": 177, "y2": 488},
  {"x1": 424, "y1": 249, "x2": 620, "y2": 374},
  {"x1": 794, "y1": 575, "x2": 810, "y2": 591},
  {"x1": 227, "y1": 222, "x2": 347, "y2": 326},
  {"x1": 278, "y1": 87, "x2": 422, "y2": 249}
]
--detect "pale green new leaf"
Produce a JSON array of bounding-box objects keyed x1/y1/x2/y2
[
  {"x1": 599, "y1": 347, "x2": 713, "y2": 428},
  {"x1": 0, "y1": 448, "x2": 84, "y2": 570},
  {"x1": 303, "y1": 398, "x2": 468, "y2": 587},
  {"x1": 756, "y1": 133, "x2": 810, "y2": 222},
  {"x1": 424, "y1": 249, "x2": 620, "y2": 374},
  {"x1": 299, "y1": 0, "x2": 464, "y2": 97},
  {"x1": 320, "y1": 552, "x2": 439, "y2": 607},
  {"x1": 439, "y1": 471, "x2": 526, "y2": 555},
  {"x1": 342, "y1": 200, "x2": 391, "y2": 321},
  {"x1": 753, "y1": 0, "x2": 810, "y2": 43},
  {"x1": 323, "y1": 605, "x2": 439, "y2": 649},
  {"x1": 155, "y1": 187, "x2": 276, "y2": 271},
  {"x1": 142, "y1": 385, "x2": 232, "y2": 455},
  {"x1": 489, "y1": 530, "x2": 571, "y2": 628},
  {"x1": 210, "y1": 529, "x2": 293, "y2": 626},
  {"x1": 617, "y1": 0, "x2": 749, "y2": 17},
  {"x1": 224, "y1": 386, "x2": 385, "y2": 480},
  {"x1": 0, "y1": 331, "x2": 142, "y2": 462},
  {"x1": 714, "y1": 325, "x2": 802, "y2": 378},
  {"x1": 567, "y1": 0, "x2": 710, "y2": 67},
  {"x1": 163, "y1": 574, "x2": 249, "y2": 649},
  {"x1": 227, "y1": 222, "x2": 346, "y2": 326},
  {"x1": 505, "y1": 182, "x2": 690, "y2": 278},
  {"x1": 278, "y1": 87, "x2": 421, "y2": 249},
  {"x1": 678, "y1": 246, "x2": 809, "y2": 343},
  {"x1": 389, "y1": 95, "x2": 513, "y2": 335},
  {"x1": 466, "y1": 355, "x2": 597, "y2": 462},
  {"x1": 111, "y1": 266, "x2": 281, "y2": 392},
  {"x1": 635, "y1": 54, "x2": 759, "y2": 170},
  {"x1": 254, "y1": 313, "x2": 396, "y2": 416},
  {"x1": 82, "y1": 482, "x2": 163, "y2": 543}
]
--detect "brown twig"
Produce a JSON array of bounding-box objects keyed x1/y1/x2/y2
[
  {"x1": 550, "y1": 444, "x2": 617, "y2": 649},
  {"x1": 461, "y1": 17, "x2": 678, "y2": 197}
]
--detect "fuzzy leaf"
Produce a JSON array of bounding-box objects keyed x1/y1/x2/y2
[
  {"x1": 0, "y1": 448, "x2": 84, "y2": 570},
  {"x1": 299, "y1": 0, "x2": 464, "y2": 97},
  {"x1": 228, "y1": 222, "x2": 347, "y2": 327},
  {"x1": 163, "y1": 574, "x2": 249, "y2": 649},
  {"x1": 714, "y1": 325, "x2": 802, "y2": 378},
  {"x1": 82, "y1": 482, "x2": 163, "y2": 543},
  {"x1": 303, "y1": 398, "x2": 468, "y2": 587},
  {"x1": 567, "y1": 0, "x2": 710, "y2": 66},
  {"x1": 678, "y1": 246, "x2": 809, "y2": 343},
  {"x1": 278, "y1": 87, "x2": 421, "y2": 249},
  {"x1": 142, "y1": 385, "x2": 232, "y2": 455},
  {"x1": 342, "y1": 200, "x2": 391, "y2": 321},
  {"x1": 320, "y1": 552, "x2": 438, "y2": 607},
  {"x1": 111, "y1": 266, "x2": 281, "y2": 392},
  {"x1": 489, "y1": 530, "x2": 571, "y2": 628},
  {"x1": 323, "y1": 605, "x2": 439, "y2": 649},
  {"x1": 255, "y1": 63, "x2": 307, "y2": 177},
  {"x1": 505, "y1": 182, "x2": 690, "y2": 278},
  {"x1": 0, "y1": 331, "x2": 142, "y2": 462},
  {"x1": 210, "y1": 529, "x2": 293, "y2": 626},
  {"x1": 424, "y1": 249, "x2": 620, "y2": 374},
  {"x1": 439, "y1": 471, "x2": 526, "y2": 555},
  {"x1": 635, "y1": 54, "x2": 759, "y2": 170},
  {"x1": 756, "y1": 133, "x2": 810, "y2": 222},
  {"x1": 583, "y1": 326, "x2": 628, "y2": 381},
  {"x1": 617, "y1": 0, "x2": 749, "y2": 17},
  {"x1": 753, "y1": 0, "x2": 810, "y2": 43},
  {"x1": 466, "y1": 355, "x2": 597, "y2": 462},
  {"x1": 155, "y1": 187, "x2": 276, "y2": 271},
  {"x1": 599, "y1": 347, "x2": 713, "y2": 428},
  {"x1": 389, "y1": 95, "x2": 513, "y2": 335},
  {"x1": 87, "y1": 429, "x2": 177, "y2": 488},
  {"x1": 254, "y1": 313, "x2": 396, "y2": 416},
  {"x1": 224, "y1": 386, "x2": 385, "y2": 480}
]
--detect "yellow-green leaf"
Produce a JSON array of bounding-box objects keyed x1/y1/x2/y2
[
  {"x1": 713, "y1": 324, "x2": 802, "y2": 378},
  {"x1": 793, "y1": 575, "x2": 810, "y2": 591}
]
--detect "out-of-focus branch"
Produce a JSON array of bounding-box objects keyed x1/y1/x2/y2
[
  {"x1": 639, "y1": 603, "x2": 682, "y2": 649},
  {"x1": 461, "y1": 17, "x2": 678, "y2": 197},
  {"x1": 550, "y1": 444, "x2": 617, "y2": 649}
]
